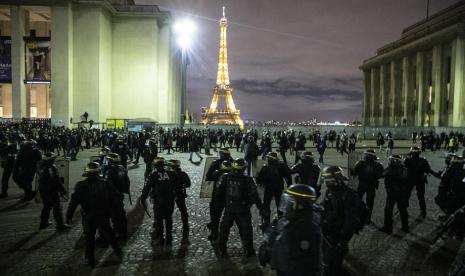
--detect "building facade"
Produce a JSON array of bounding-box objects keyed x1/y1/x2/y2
[
  {"x1": 0, "y1": 0, "x2": 184, "y2": 126},
  {"x1": 360, "y1": 0, "x2": 465, "y2": 127}
]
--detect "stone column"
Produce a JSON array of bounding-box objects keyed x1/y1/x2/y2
[
  {"x1": 432, "y1": 45, "x2": 443, "y2": 126},
  {"x1": 10, "y1": 6, "x2": 27, "y2": 119},
  {"x1": 51, "y1": 3, "x2": 73, "y2": 126},
  {"x1": 416, "y1": 52, "x2": 425, "y2": 126},
  {"x1": 379, "y1": 64, "x2": 388, "y2": 126},
  {"x1": 389, "y1": 61, "x2": 397, "y2": 126},
  {"x1": 402, "y1": 56, "x2": 411, "y2": 126},
  {"x1": 362, "y1": 70, "x2": 370, "y2": 125},
  {"x1": 451, "y1": 37, "x2": 465, "y2": 127},
  {"x1": 157, "y1": 22, "x2": 170, "y2": 123},
  {"x1": 370, "y1": 68, "x2": 377, "y2": 126}
]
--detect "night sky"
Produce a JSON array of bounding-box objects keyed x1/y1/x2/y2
[{"x1": 137, "y1": 0, "x2": 460, "y2": 122}]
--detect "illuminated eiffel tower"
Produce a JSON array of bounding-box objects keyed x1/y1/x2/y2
[{"x1": 202, "y1": 7, "x2": 244, "y2": 128}]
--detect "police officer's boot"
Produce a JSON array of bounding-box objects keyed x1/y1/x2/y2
[{"x1": 242, "y1": 240, "x2": 256, "y2": 262}]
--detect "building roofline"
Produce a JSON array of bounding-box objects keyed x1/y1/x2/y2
[{"x1": 360, "y1": 0, "x2": 465, "y2": 68}]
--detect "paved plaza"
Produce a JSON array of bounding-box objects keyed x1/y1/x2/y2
[{"x1": 0, "y1": 142, "x2": 462, "y2": 276}]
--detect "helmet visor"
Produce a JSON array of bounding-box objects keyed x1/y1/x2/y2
[{"x1": 278, "y1": 193, "x2": 296, "y2": 214}]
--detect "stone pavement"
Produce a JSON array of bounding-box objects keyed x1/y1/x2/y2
[{"x1": 0, "y1": 144, "x2": 462, "y2": 276}]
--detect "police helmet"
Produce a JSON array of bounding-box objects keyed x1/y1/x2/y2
[
  {"x1": 410, "y1": 146, "x2": 421, "y2": 156},
  {"x1": 364, "y1": 149, "x2": 377, "y2": 160},
  {"x1": 450, "y1": 155, "x2": 464, "y2": 165},
  {"x1": 319, "y1": 166, "x2": 347, "y2": 188},
  {"x1": 106, "y1": 153, "x2": 120, "y2": 163},
  {"x1": 219, "y1": 148, "x2": 230, "y2": 159},
  {"x1": 99, "y1": 147, "x2": 110, "y2": 157},
  {"x1": 301, "y1": 151, "x2": 314, "y2": 162},
  {"x1": 388, "y1": 154, "x2": 402, "y2": 165},
  {"x1": 221, "y1": 160, "x2": 232, "y2": 171},
  {"x1": 85, "y1": 162, "x2": 101, "y2": 174},
  {"x1": 445, "y1": 153, "x2": 457, "y2": 166},
  {"x1": 266, "y1": 152, "x2": 279, "y2": 162},
  {"x1": 24, "y1": 139, "x2": 36, "y2": 146},
  {"x1": 152, "y1": 157, "x2": 165, "y2": 167},
  {"x1": 168, "y1": 159, "x2": 181, "y2": 168},
  {"x1": 232, "y1": 158, "x2": 247, "y2": 171},
  {"x1": 42, "y1": 152, "x2": 56, "y2": 161},
  {"x1": 278, "y1": 184, "x2": 316, "y2": 216}
]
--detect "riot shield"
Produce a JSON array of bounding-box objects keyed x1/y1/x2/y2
[
  {"x1": 253, "y1": 159, "x2": 266, "y2": 178},
  {"x1": 200, "y1": 157, "x2": 216, "y2": 198},
  {"x1": 56, "y1": 159, "x2": 70, "y2": 202},
  {"x1": 348, "y1": 151, "x2": 364, "y2": 187}
]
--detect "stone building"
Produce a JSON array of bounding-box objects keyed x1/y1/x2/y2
[
  {"x1": 360, "y1": 0, "x2": 465, "y2": 127},
  {"x1": 0, "y1": 0, "x2": 185, "y2": 125}
]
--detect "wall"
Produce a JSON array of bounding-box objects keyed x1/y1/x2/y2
[{"x1": 112, "y1": 17, "x2": 159, "y2": 120}]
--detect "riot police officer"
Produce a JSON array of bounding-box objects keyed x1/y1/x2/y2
[
  {"x1": 258, "y1": 184, "x2": 321, "y2": 276},
  {"x1": 97, "y1": 147, "x2": 110, "y2": 166},
  {"x1": 207, "y1": 160, "x2": 232, "y2": 241},
  {"x1": 38, "y1": 152, "x2": 70, "y2": 231},
  {"x1": 0, "y1": 138, "x2": 18, "y2": 198},
  {"x1": 13, "y1": 139, "x2": 42, "y2": 201},
  {"x1": 111, "y1": 136, "x2": 130, "y2": 168},
  {"x1": 404, "y1": 146, "x2": 441, "y2": 218},
  {"x1": 214, "y1": 158, "x2": 264, "y2": 259},
  {"x1": 141, "y1": 157, "x2": 178, "y2": 245},
  {"x1": 143, "y1": 138, "x2": 158, "y2": 179},
  {"x1": 321, "y1": 166, "x2": 365, "y2": 276},
  {"x1": 380, "y1": 155, "x2": 409, "y2": 234},
  {"x1": 66, "y1": 162, "x2": 123, "y2": 268},
  {"x1": 435, "y1": 155, "x2": 465, "y2": 217},
  {"x1": 103, "y1": 153, "x2": 129, "y2": 241},
  {"x1": 291, "y1": 151, "x2": 321, "y2": 194},
  {"x1": 168, "y1": 159, "x2": 191, "y2": 237},
  {"x1": 206, "y1": 148, "x2": 233, "y2": 181},
  {"x1": 256, "y1": 152, "x2": 292, "y2": 227},
  {"x1": 352, "y1": 149, "x2": 384, "y2": 222}
]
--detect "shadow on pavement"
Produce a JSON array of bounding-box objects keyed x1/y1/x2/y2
[{"x1": 0, "y1": 200, "x2": 29, "y2": 213}]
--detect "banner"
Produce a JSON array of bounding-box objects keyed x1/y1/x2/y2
[
  {"x1": 25, "y1": 39, "x2": 51, "y2": 81},
  {"x1": 0, "y1": 37, "x2": 11, "y2": 83}
]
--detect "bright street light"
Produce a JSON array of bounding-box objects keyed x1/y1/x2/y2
[{"x1": 174, "y1": 19, "x2": 196, "y2": 49}]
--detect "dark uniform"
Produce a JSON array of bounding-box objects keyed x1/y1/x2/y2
[
  {"x1": 1, "y1": 141, "x2": 17, "y2": 197},
  {"x1": 13, "y1": 140, "x2": 42, "y2": 201},
  {"x1": 256, "y1": 152, "x2": 292, "y2": 226},
  {"x1": 435, "y1": 156, "x2": 465, "y2": 216},
  {"x1": 381, "y1": 155, "x2": 409, "y2": 234},
  {"x1": 37, "y1": 153, "x2": 69, "y2": 231},
  {"x1": 111, "y1": 138, "x2": 130, "y2": 168},
  {"x1": 352, "y1": 150, "x2": 383, "y2": 221},
  {"x1": 143, "y1": 139, "x2": 158, "y2": 179},
  {"x1": 168, "y1": 160, "x2": 191, "y2": 235},
  {"x1": 66, "y1": 163, "x2": 122, "y2": 267},
  {"x1": 259, "y1": 185, "x2": 321, "y2": 276},
  {"x1": 103, "y1": 153, "x2": 130, "y2": 241},
  {"x1": 141, "y1": 158, "x2": 178, "y2": 245},
  {"x1": 214, "y1": 159, "x2": 263, "y2": 258},
  {"x1": 291, "y1": 151, "x2": 321, "y2": 194},
  {"x1": 404, "y1": 147, "x2": 440, "y2": 217},
  {"x1": 207, "y1": 161, "x2": 231, "y2": 241},
  {"x1": 205, "y1": 148, "x2": 233, "y2": 182},
  {"x1": 321, "y1": 166, "x2": 364, "y2": 276}
]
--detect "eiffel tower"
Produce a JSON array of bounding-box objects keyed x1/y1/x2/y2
[{"x1": 202, "y1": 7, "x2": 244, "y2": 128}]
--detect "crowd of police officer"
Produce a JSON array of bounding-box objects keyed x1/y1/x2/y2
[{"x1": 1, "y1": 121, "x2": 465, "y2": 274}]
